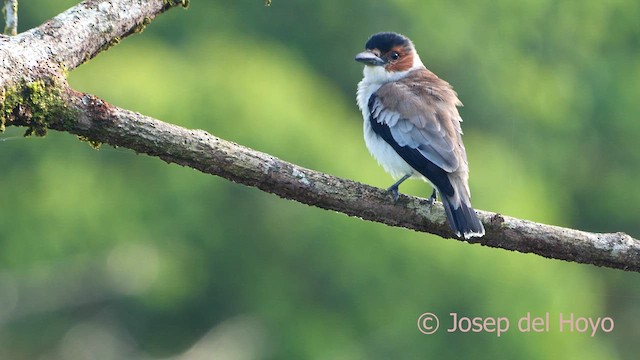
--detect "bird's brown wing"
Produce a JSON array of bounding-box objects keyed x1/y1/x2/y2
[{"x1": 372, "y1": 68, "x2": 466, "y2": 173}]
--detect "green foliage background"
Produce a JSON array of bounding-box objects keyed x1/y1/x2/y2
[{"x1": 1, "y1": 1, "x2": 639, "y2": 359}]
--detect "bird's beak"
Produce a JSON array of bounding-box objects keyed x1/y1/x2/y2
[{"x1": 355, "y1": 51, "x2": 385, "y2": 66}]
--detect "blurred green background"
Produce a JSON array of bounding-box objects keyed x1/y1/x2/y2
[{"x1": 1, "y1": 0, "x2": 639, "y2": 359}]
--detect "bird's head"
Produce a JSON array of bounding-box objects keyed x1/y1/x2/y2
[{"x1": 355, "y1": 32, "x2": 424, "y2": 81}]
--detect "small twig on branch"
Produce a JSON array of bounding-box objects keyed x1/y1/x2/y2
[{"x1": 2, "y1": 0, "x2": 17, "y2": 36}]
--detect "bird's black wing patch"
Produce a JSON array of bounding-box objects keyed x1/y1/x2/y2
[{"x1": 368, "y1": 94, "x2": 454, "y2": 196}]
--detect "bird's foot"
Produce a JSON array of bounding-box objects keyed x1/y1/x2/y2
[
  {"x1": 427, "y1": 188, "x2": 437, "y2": 205},
  {"x1": 387, "y1": 184, "x2": 400, "y2": 203},
  {"x1": 386, "y1": 174, "x2": 410, "y2": 203}
]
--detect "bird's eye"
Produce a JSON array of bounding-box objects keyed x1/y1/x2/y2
[{"x1": 390, "y1": 52, "x2": 400, "y2": 61}]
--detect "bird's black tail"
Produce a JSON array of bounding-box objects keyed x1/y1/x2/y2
[{"x1": 441, "y1": 195, "x2": 485, "y2": 239}]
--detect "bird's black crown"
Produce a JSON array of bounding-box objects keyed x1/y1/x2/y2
[{"x1": 364, "y1": 32, "x2": 411, "y2": 53}]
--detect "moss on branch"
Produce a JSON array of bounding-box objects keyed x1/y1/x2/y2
[
  {"x1": 0, "y1": 80, "x2": 77, "y2": 136},
  {"x1": 163, "y1": 0, "x2": 190, "y2": 10}
]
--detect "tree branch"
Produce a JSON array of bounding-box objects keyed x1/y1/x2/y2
[
  {"x1": 7, "y1": 87, "x2": 639, "y2": 272},
  {"x1": 1, "y1": 0, "x2": 639, "y2": 272},
  {"x1": 0, "y1": 0, "x2": 187, "y2": 88}
]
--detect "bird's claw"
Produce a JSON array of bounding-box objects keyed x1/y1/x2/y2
[
  {"x1": 387, "y1": 186, "x2": 400, "y2": 203},
  {"x1": 386, "y1": 174, "x2": 410, "y2": 204},
  {"x1": 427, "y1": 189, "x2": 437, "y2": 205}
]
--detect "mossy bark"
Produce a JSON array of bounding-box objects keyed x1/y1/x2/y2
[{"x1": 0, "y1": 80, "x2": 78, "y2": 136}]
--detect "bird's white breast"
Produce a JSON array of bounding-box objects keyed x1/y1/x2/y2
[{"x1": 357, "y1": 73, "x2": 417, "y2": 180}]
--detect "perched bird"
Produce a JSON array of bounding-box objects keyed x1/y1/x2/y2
[{"x1": 355, "y1": 32, "x2": 484, "y2": 238}]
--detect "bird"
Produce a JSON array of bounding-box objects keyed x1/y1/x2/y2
[{"x1": 355, "y1": 32, "x2": 484, "y2": 239}]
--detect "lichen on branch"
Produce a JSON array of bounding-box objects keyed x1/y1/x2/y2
[
  {"x1": 163, "y1": 0, "x2": 190, "y2": 10},
  {"x1": 0, "y1": 79, "x2": 77, "y2": 136}
]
